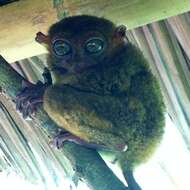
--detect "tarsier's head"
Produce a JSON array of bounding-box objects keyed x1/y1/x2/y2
[{"x1": 36, "y1": 15, "x2": 127, "y2": 74}]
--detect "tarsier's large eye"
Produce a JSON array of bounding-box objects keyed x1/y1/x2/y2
[
  {"x1": 85, "y1": 37, "x2": 105, "y2": 54},
  {"x1": 53, "y1": 40, "x2": 71, "y2": 56}
]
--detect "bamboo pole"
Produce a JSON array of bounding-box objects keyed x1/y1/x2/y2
[
  {"x1": 0, "y1": 55, "x2": 128, "y2": 190},
  {"x1": 0, "y1": 0, "x2": 190, "y2": 62}
]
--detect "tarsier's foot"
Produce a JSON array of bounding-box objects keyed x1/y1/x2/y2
[
  {"x1": 15, "y1": 80, "x2": 45, "y2": 118},
  {"x1": 50, "y1": 131, "x2": 109, "y2": 150}
]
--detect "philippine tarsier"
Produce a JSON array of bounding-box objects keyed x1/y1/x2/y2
[{"x1": 16, "y1": 15, "x2": 165, "y2": 181}]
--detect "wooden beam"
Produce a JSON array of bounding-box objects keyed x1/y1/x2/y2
[
  {"x1": 1, "y1": 0, "x2": 190, "y2": 62},
  {"x1": 0, "y1": 0, "x2": 57, "y2": 62}
]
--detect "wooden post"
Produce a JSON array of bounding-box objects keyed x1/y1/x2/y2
[{"x1": 0, "y1": 0, "x2": 190, "y2": 62}]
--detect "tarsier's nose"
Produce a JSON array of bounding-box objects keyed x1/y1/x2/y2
[
  {"x1": 74, "y1": 63, "x2": 85, "y2": 73},
  {"x1": 69, "y1": 62, "x2": 84, "y2": 73},
  {"x1": 70, "y1": 52, "x2": 84, "y2": 73}
]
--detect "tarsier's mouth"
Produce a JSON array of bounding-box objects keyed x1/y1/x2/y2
[
  {"x1": 51, "y1": 65, "x2": 85, "y2": 75},
  {"x1": 73, "y1": 65, "x2": 86, "y2": 73}
]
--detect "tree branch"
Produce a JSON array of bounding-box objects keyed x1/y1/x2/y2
[{"x1": 0, "y1": 55, "x2": 128, "y2": 190}]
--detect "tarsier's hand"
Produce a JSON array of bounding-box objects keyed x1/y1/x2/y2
[
  {"x1": 16, "y1": 67, "x2": 52, "y2": 118},
  {"x1": 15, "y1": 80, "x2": 46, "y2": 118}
]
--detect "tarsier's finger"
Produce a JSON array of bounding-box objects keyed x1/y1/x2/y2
[
  {"x1": 16, "y1": 100, "x2": 22, "y2": 111},
  {"x1": 21, "y1": 80, "x2": 34, "y2": 89},
  {"x1": 16, "y1": 95, "x2": 27, "y2": 111},
  {"x1": 22, "y1": 97, "x2": 43, "y2": 118},
  {"x1": 16, "y1": 96, "x2": 31, "y2": 116},
  {"x1": 22, "y1": 102, "x2": 34, "y2": 119},
  {"x1": 16, "y1": 87, "x2": 28, "y2": 98},
  {"x1": 22, "y1": 105, "x2": 29, "y2": 119},
  {"x1": 26, "y1": 105, "x2": 34, "y2": 118},
  {"x1": 49, "y1": 138, "x2": 63, "y2": 150},
  {"x1": 16, "y1": 94, "x2": 32, "y2": 111},
  {"x1": 24, "y1": 108, "x2": 31, "y2": 118},
  {"x1": 22, "y1": 96, "x2": 38, "y2": 105},
  {"x1": 50, "y1": 132, "x2": 71, "y2": 149},
  {"x1": 28, "y1": 102, "x2": 43, "y2": 117},
  {"x1": 30, "y1": 97, "x2": 43, "y2": 105},
  {"x1": 55, "y1": 139, "x2": 63, "y2": 149}
]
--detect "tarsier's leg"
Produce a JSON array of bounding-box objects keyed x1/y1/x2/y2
[
  {"x1": 44, "y1": 85, "x2": 128, "y2": 152},
  {"x1": 50, "y1": 131, "x2": 111, "y2": 151}
]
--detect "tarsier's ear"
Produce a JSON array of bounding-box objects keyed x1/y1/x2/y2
[
  {"x1": 114, "y1": 25, "x2": 127, "y2": 38},
  {"x1": 35, "y1": 32, "x2": 50, "y2": 44}
]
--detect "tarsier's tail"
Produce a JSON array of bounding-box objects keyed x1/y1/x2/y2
[
  {"x1": 122, "y1": 168, "x2": 142, "y2": 190},
  {"x1": 119, "y1": 156, "x2": 142, "y2": 190}
]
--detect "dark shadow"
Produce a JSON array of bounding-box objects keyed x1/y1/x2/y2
[{"x1": 0, "y1": 0, "x2": 19, "y2": 6}]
